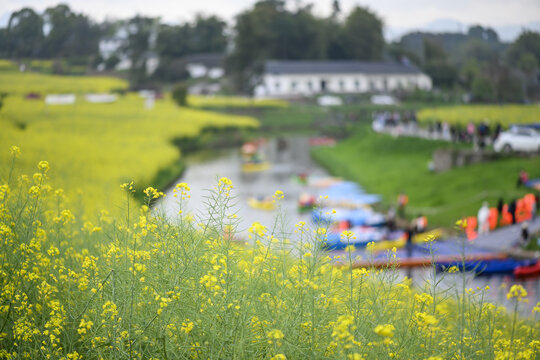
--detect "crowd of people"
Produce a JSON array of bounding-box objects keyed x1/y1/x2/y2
[
  {"x1": 372, "y1": 111, "x2": 504, "y2": 150},
  {"x1": 472, "y1": 170, "x2": 538, "y2": 244}
]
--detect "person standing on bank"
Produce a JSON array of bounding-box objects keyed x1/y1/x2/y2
[{"x1": 477, "y1": 201, "x2": 490, "y2": 235}]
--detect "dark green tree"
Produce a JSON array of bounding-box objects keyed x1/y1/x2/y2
[
  {"x1": 171, "y1": 84, "x2": 188, "y2": 106},
  {"x1": 123, "y1": 16, "x2": 157, "y2": 83},
  {"x1": 7, "y1": 8, "x2": 44, "y2": 58},
  {"x1": 471, "y1": 75, "x2": 496, "y2": 102},
  {"x1": 191, "y1": 15, "x2": 227, "y2": 54},
  {"x1": 228, "y1": 0, "x2": 326, "y2": 92},
  {"x1": 43, "y1": 4, "x2": 100, "y2": 61},
  {"x1": 341, "y1": 7, "x2": 384, "y2": 60},
  {"x1": 507, "y1": 31, "x2": 540, "y2": 66}
]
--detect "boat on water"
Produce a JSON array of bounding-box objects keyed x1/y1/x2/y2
[
  {"x1": 309, "y1": 136, "x2": 336, "y2": 147},
  {"x1": 514, "y1": 261, "x2": 540, "y2": 279},
  {"x1": 313, "y1": 207, "x2": 387, "y2": 227},
  {"x1": 437, "y1": 258, "x2": 536, "y2": 275},
  {"x1": 241, "y1": 140, "x2": 271, "y2": 173},
  {"x1": 247, "y1": 197, "x2": 276, "y2": 211},
  {"x1": 323, "y1": 227, "x2": 405, "y2": 250},
  {"x1": 318, "y1": 181, "x2": 381, "y2": 208},
  {"x1": 242, "y1": 161, "x2": 271, "y2": 172},
  {"x1": 298, "y1": 193, "x2": 317, "y2": 213}
]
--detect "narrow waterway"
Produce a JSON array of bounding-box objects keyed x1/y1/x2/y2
[
  {"x1": 156, "y1": 136, "x2": 539, "y2": 315},
  {"x1": 157, "y1": 136, "x2": 330, "y2": 237}
]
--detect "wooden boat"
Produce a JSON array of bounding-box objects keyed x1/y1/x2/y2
[
  {"x1": 242, "y1": 161, "x2": 271, "y2": 173},
  {"x1": 247, "y1": 197, "x2": 276, "y2": 211}
]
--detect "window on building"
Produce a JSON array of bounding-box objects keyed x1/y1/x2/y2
[
  {"x1": 382, "y1": 78, "x2": 388, "y2": 91},
  {"x1": 369, "y1": 81, "x2": 375, "y2": 91},
  {"x1": 275, "y1": 82, "x2": 280, "y2": 91},
  {"x1": 339, "y1": 80, "x2": 345, "y2": 91},
  {"x1": 354, "y1": 80, "x2": 360, "y2": 90},
  {"x1": 307, "y1": 81, "x2": 313, "y2": 91},
  {"x1": 291, "y1": 81, "x2": 297, "y2": 91}
]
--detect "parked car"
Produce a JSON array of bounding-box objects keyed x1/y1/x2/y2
[{"x1": 493, "y1": 125, "x2": 540, "y2": 153}]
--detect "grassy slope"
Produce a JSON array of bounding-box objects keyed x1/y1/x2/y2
[{"x1": 312, "y1": 126, "x2": 540, "y2": 227}]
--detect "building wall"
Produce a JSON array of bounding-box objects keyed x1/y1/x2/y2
[{"x1": 255, "y1": 72, "x2": 432, "y2": 97}]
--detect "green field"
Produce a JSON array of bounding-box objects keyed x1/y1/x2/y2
[{"x1": 312, "y1": 126, "x2": 540, "y2": 227}]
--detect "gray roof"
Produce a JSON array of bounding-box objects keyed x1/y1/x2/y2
[
  {"x1": 265, "y1": 60, "x2": 424, "y2": 75},
  {"x1": 184, "y1": 53, "x2": 224, "y2": 68}
]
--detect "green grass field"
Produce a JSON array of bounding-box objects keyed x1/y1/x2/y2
[{"x1": 312, "y1": 126, "x2": 540, "y2": 227}]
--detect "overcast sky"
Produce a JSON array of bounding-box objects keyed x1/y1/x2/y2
[{"x1": 1, "y1": 0, "x2": 539, "y2": 41}]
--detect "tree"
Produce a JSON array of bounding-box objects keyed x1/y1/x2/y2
[
  {"x1": 227, "y1": 0, "x2": 325, "y2": 92},
  {"x1": 331, "y1": 0, "x2": 341, "y2": 19},
  {"x1": 341, "y1": 7, "x2": 383, "y2": 60},
  {"x1": 423, "y1": 39, "x2": 446, "y2": 62},
  {"x1": 424, "y1": 62, "x2": 458, "y2": 88},
  {"x1": 467, "y1": 25, "x2": 499, "y2": 43},
  {"x1": 123, "y1": 16, "x2": 157, "y2": 83},
  {"x1": 156, "y1": 15, "x2": 227, "y2": 59},
  {"x1": 507, "y1": 31, "x2": 540, "y2": 67},
  {"x1": 471, "y1": 75, "x2": 496, "y2": 102},
  {"x1": 156, "y1": 24, "x2": 193, "y2": 59},
  {"x1": 459, "y1": 59, "x2": 481, "y2": 89},
  {"x1": 518, "y1": 52, "x2": 538, "y2": 75},
  {"x1": 171, "y1": 84, "x2": 188, "y2": 106},
  {"x1": 460, "y1": 39, "x2": 498, "y2": 64},
  {"x1": 43, "y1": 4, "x2": 100, "y2": 61},
  {"x1": 191, "y1": 15, "x2": 227, "y2": 54},
  {"x1": 496, "y1": 68, "x2": 525, "y2": 103},
  {"x1": 7, "y1": 8, "x2": 44, "y2": 58},
  {"x1": 422, "y1": 39, "x2": 457, "y2": 88}
]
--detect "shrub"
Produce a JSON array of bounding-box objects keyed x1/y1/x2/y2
[{"x1": 172, "y1": 83, "x2": 188, "y2": 107}]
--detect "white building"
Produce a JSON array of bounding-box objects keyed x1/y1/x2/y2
[
  {"x1": 254, "y1": 60, "x2": 432, "y2": 98},
  {"x1": 184, "y1": 53, "x2": 225, "y2": 79}
]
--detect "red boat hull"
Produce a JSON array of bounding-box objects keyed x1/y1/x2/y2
[{"x1": 514, "y1": 261, "x2": 540, "y2": 279}]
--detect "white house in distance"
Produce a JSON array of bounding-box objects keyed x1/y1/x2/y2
[
  {"x1": 184, "y1": 53, "x2": 225, "y2": 79},
  {"x1": 254, "y1": 60, "x2": 432, "y2": 98}
]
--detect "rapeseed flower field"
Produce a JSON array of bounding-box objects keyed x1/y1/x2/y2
[
  {"x1": 0, "y1": 79, "x2": 257, "y2": 217},
  {"x1": 0, "y1": 71, "x2": 128, "y2": 95},
  {"x1": 417, "y1": 105, "x2": 540, "y2": 127},
  {"x1": 0, "y1": 154, "x2": 538, "y2": 359},
  {"x1": 188, "y1": 95, "x2": 288, "y2": 108}
]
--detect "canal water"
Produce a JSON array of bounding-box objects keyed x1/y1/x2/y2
[
  {"x1": 158, "y1": 136, "x2": 330, "y2": 238},
  {"x1": 156, "y1": 136, "x2": 539, "y2": 315}
]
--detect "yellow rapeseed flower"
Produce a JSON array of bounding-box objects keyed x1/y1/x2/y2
[
  {"x1": 37, "y1": 160, "x2": 49, "y2": 173},
  {"x1": 10, "y1": 145, "x2": 21, "y2": 158},
  {"x1": 374, "y1": 324, "x2": 395, "y2": 338},
  {"x1": 273, "y1": 190, "x2": 284, "y2": 200},
  {"x1": 507, "y1": 284, "x2": 528, "y2": 301}
]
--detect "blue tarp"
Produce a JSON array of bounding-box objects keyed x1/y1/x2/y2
[
  {"x1": 319, "y1": 181, "x2": 381, "y2": 205},
  {"x1": 313, "y1": 208, "x2": 386, "y2": 227}
]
